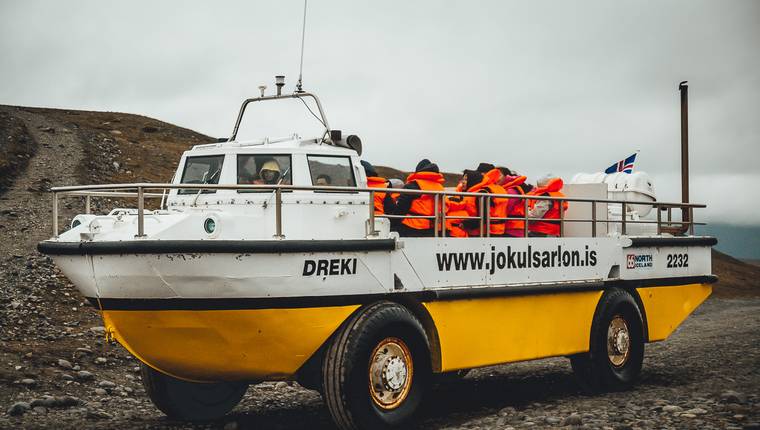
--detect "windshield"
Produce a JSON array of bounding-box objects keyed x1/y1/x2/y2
[{"x1": 178, "y1": 155, "x2": 225, "y2": 195}]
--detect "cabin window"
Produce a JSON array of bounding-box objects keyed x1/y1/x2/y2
[
  {"x1": 307, "y1": 155, "x2": 357, "y2": 188},
  {"x1": 178, "y1": 155, "x2": 225, "y2": 195},
  {"x1": 237, "y1": 154, "x2": 292, "y2": 192}
]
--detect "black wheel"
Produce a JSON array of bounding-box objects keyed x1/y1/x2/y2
[
  {"x1": 570, "y1": 288, "x2": 645, "y2": 393},
  {"x1": 322, "y1": 301, "x2": 432, "y2": 430},
  {"x1": 140, "y1": 364, "x2": 248, "y2": 421}
]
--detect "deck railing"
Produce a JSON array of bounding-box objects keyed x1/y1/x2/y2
[{"x1": 48, "y1": 183, "x2": 706, "y2": 239}]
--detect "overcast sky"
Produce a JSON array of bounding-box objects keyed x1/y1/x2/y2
[{"x1": 2, "y1": 1, "x2": 758, "y2": 225}]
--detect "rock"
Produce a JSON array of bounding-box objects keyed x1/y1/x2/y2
[
  {"x1": 499, "y1": 406, "x2": 517, "y2": 416},
  {"x1": 7, "y1": 401, "x2": 30, "y2": 416},
  {"x1": 685, "y1": 407, "x2": 707, "y2": 415},
  {"x1": 32, "y1": 406, "x2": 47, "y2": 414},
  {"x1": 224, "y1": 422, "x2": 239, "y2": 430},
  {"x1": 76, "y1": 370, "x2": 95, "y2": 381},
  {"x1": 722, "y1": 390, "x2": 747, "y2": 404},
  {"x1": 86, "y1": 409, "x2": 113, "y2": 420},
  {"x1": 98, "y1": 380, "x2": 116, "y2": 388},
  {"x1": 562, "y1": 413, "x2": 582, "y2": 426},
  {"x1": 681, "y1": 413, "x2": 697, "y2": 418},
  {"x1": 94, "y1": 388, "x2": 107, "y2": 396},
  {"x1": 74, "y1": 347, "x2": 92, "y2": 358},
  {"x1": 662, "y1": 405, "x2": 682, "y2": 413},
  {"x1": 30, "y1": 397, "x2": 56, "y2": 408},
  {"x1": 95, "y1": 357, "x2": 107, "y2": 364},
  {"x1": 57, "y1": 358, "x2": 73, "y2": 369},
  {"x1": 20, "y1": 378, "x2": 36, "y2": 386},
  {"x1": 55, "y1": 396, "x2": 81, "y2": 407},
  {"x1": 90, "y1": 326, "x2": 106, "y2": 334},
  {"x1": 142, "y1": 126, "x2": 159, "y2": 133},
  {"x1": 112, "y1": 162, "x2": 120, "y2": 171},
  {"x1": 61, "y1": 373, "x2": 74, "y2": 381},
  {"x1": 275, "y1": 381, "x2": 288, "y2": 389}
]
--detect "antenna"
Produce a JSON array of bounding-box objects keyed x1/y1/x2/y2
[{"x1": 296, "y1": 0, "x2": 308, "y2": 93}]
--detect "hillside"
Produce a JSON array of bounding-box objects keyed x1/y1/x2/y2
[{"x1": 711, "y1": 249, "x2": 760, "y2": 298}]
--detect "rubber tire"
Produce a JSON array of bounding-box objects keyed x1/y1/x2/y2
[
  {"x1": 322, "y1": 301, "x2": 432, "y2": 430},
  {"x1": 140, "y1": 364, "x2": 248, "y2": 421},
  {"x1": 570, "y1": 288, "x2": 645, "y2": 393}
]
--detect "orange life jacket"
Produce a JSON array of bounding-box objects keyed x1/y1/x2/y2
[
  {"x1": 402, "y1": 171, "x2": 445, "y2": 230},
  {"x1": 463, "y1": 175, "x2": 508, "y2": 236},
  {"x1": 366, "y1": 176, "x2": 388, "y2": 215},
  {"x1": 444, "y1": 196, "x2": 469, "y2": 237},
  {"x1": 527, "y1": 178, "x2": 568, "y2": 236},
  {"x1": 501, "y1": 175, "x2": 528, "y2": 231}
]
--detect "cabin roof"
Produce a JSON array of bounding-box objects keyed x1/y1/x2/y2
[{"x1": 185, "y1": 135, "x2": 357, "y2": 157}]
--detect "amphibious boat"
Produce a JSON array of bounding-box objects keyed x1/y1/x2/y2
[{"x1": 38, "y1": 79, "x2": 715, "y2": 429}]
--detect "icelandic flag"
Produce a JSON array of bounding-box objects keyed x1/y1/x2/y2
[{"x1": 605, "y1": 153, "x2": 637, "y2": 174}]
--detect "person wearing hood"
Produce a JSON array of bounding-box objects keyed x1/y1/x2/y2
[
  {"x1": 527, "y1": 174, "x2": 568, "y2": 237},
  {"x1": 476, "y1": 162, "x2": 505, "y2": 185},
  {"x1": 497, "y1": 167, "x2": 530, "y2": 237},
  {"x1": 458, "y1": 169, "x2": 509, "y2": 237},
  {"x1": 384, "y1": 159, "x2": 445, "y2": 237},
  {"x1": 361, "y1": 160, "x2": 390, "y2": 215},
  {"x1": 443, "y1": 173, "x2": 470, "y2": 237}
]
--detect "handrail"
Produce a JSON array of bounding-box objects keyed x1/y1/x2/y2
[
  {"x1": 48, "y1": 183, "x2": 708, "y2": 207},
  {"x1": 49, "y1": 182, "x2": 706, "y2": 240}
]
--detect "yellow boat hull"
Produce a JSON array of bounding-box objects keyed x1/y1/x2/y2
[{"x1": 100, "y1": 283, "x2": 711, "y2": 381}]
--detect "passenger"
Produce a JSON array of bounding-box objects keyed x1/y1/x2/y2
[
  {"x1": 460, "y1": 169, "x2": 508, "y2": 237},
  {"x1": 384, "y1": 159, "x2": 445, "y2": 237},
  {"x1": 255, "y1": 160, "x2": 282, "y2": 185},
  {"x1": 476, "y1": 162, "x2": 496, "y2": 174},
  {"x1": 476, "y1": 162, "x2": 504, "y2": 185},
  {"x1": 527, "y1": 174, "x2": 568, "y2": 237},
  {"x1": 315, "y1": 174, "x2": 332, "y2": 186},
  {"x1": 361, "y1": 160, "x2": 389, "y2": 215},
  {"x1": 444, "y1": 173, "x2": 469, "y2": 237},
  {"x1": 498, "y1": 168, "x2": 529, "y2": 237}
]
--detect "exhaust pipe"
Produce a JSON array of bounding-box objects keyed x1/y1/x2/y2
[
  {"x1": 660, "y1": 81, "x2": 691, "y2": 236},
  {"x1": 680, "y1": 81, "x2": 689, "y2": 206},
  {"x1": 678, "y1": 81, "x2": 690, "y2": 235}
]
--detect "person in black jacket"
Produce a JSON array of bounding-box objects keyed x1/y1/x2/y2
[{"x1": 384, "y1": 159, "x2": 445, "y2": 237}]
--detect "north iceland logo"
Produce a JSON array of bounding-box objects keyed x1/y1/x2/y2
[{"x1": 627, "y1": 254, "x2": 653, "y2": 269}]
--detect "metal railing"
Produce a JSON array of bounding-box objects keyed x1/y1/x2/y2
[{"x1": 48, "y1": 183, "x2": 706, "y2": 239}]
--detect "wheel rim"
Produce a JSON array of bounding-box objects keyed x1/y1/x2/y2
[
  {"x1": 368, "y1": 337, "x2": 414, "y2": 410},
  {"x1": 607, "y1": 315, "x2": 631, "y2": 367}
]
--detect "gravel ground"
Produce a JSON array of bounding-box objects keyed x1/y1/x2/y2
[
  {"x1": 2, "y1": 294, "x2": 759, "y2": 430},
  {"x1": 1, "y1": 107, "x2": 758, "y2": 429}
]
